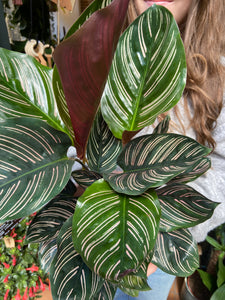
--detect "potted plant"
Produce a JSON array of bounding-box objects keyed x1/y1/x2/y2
[
  {"x1": 0, "y1": 217, "x2": 47, "y2": 300},
  {"x1": 0, "y1": 0, "x2": 219, "y2": 299},
  {"x1": 180, "y1": 224, "x2": 225, "y2": 300}
]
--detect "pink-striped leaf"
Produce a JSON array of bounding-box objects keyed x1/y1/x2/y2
[
  {"x1": 118, "y1": 275, "x2": 150, "y2": 292},
  {"x1": 26, "y1": 180, "x2": 77, "y2": 243},
  {"x1": 72, "y1": 179, "x2": 160, "y2": 282},
  {"x1": 152, "y1": 229, "x2": 199, "y2": 277},
  {"x1": 39, "y1": 239, "x2": 58, "y2": 274},
  {"x1": 50, "y1": 216, "x2": 107, "y2": 300},
  {"x1": 157, "y1": 184, "x2": 219, "y2": 232},
  {"x1": 86, "y1": 110, "x2": 122, "y2": 174},
  {"x1": 168, "y1": 157, "x2": 211, "y2": 184},
  {"x1": 101, "y1": 5, "x2": 186, "y2": 139},
  {"x1": 104, "y1": 134, "x2": 211, "y2": 196},
  {"x1": 72, "y1": 169, "x2": 102, "y2": 188},
  {"x1": 0, "y1": 118, "x2": 73, "y2": 222},
  {"x1": 53, "y1": 0, "x2": 130, "y2": 158},
  {"x1": 0, "y1": 48, "x2": 69, "y2": 136}
]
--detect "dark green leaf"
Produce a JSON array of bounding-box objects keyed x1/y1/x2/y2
[
  {"x1": 118, "y1": 275, "x2": 150, "y2": 291},
  {"x1": 72, "y1": 169, "x2": 102, "y2": 188},
  {"x1": 118, "y1": 286, "x2": 139, "y2": 298},
  {"x1": 101, "y1": 5, "x2": 186, "y2": 138},
  {"x1": 87, "y1": 110, "x2": 122, "y2": 174},
  {"x1": 0, "y1": 118, "x2": 73, "y2": 222},
  {"x1": 26, "y1": 180, "x2": 77, "y2": 243},
  {"x1": 0, "y1": 48, "x2": 69, "y2": 136},
  {"x1": 168, "y1": 157, "x2": 211, "y2": 184},
  {"x1": 217, "y1": 254, "x2": 225, "y2": 288},
  {"x1": 93, "y1": 281, "x2": 117, "y2": 300},
  {"x1": 197, "y1": 269, "x2": 217, "y2": 293},
  {"x1": 157, "y1": 184, "x2": 218, "y2": 232},
  {"x1": 104, "y1": 134, "x2": 211, "y2": 196},
  {"x1": 39, "y1": 239, "x2": 57, "y2": 274},
  {"x1": 50, "y1": 216, "x2": 104, "y2": 300},
  {"x1": 152, "y1": 229, "x2": 199, "y2": 277},
  {"x1": 206, "y1": 236, "x2": 225, "y2": 251},
  {"x1": 153, "y1": 115, "x2": 170, "y2": 134},
  {"x1": 135, "y1": 251, "x2": 154, "y2": 278},
  {"x1": 72, "y1": 179, "x2": 160, "y2": 282}
]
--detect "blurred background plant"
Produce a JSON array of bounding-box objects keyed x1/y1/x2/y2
[
  {"x1": 0, "y1": 217, "x2": 48, "y2": 300},
  {"x1": 197, "y1": 223, "x2": 225, "y2": 300}
]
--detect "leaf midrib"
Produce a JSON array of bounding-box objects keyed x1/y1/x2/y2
[
  {"x1": 129, "y1": 45, "x2": 152, "y2": 131},
  {"x1": 0, "y1": 157, "x2": 72, "y2": 189},
  {"x1": 0, "y1": 74, "x2": 71, "y2": 140}
]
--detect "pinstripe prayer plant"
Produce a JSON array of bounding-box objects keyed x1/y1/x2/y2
[{"x1": 0, "y1": 0, "x2": 219, "y2": 299}]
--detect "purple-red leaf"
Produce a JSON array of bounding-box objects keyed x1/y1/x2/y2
[{"x1": 53, "y1": 0, "x2": 130, "y2": 158}]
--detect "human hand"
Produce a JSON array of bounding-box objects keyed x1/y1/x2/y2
[{"x1": 147, "y1": 263, "x2": 158, "y2": 276}]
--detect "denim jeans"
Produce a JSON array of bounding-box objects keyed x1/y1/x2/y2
[{"x1": 114, "y1": 268, "x2": 175, "y2": 300}]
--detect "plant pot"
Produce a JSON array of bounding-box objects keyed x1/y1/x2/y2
[
  {"x1": 180, "y1": 272, "x2": 211, "y2": 300},
  {"x1": 180, "y1": 277, "x2": 198, "y2": 300}
]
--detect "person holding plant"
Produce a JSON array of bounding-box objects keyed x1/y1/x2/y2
[{"x1": 114, "y1": 0, "x2": 225, "y2": 299}]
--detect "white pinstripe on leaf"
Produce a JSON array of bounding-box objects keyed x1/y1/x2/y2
[
  {"x1": 158, "y1": 184, "x2": 218, "y2": 232},
  {"x1": 104, "y1": 134, "x2": 211, "y2": 196},
  {"x1": 101, "y1": 5, "x2": 186, "y2": 139},
  {"x1": 26, "y1": 180, "x2": 76, "y2": 243},
  {"x1": 0, "y1": 118, "x2": 73, "y2": 222},
  {"x1": 0, "y1": 48, "x2": 70, "y2": 137},
  {"x1": 50, "y1": 216, "x2": 105, "y2": 300},
  {"x1": 72, "y1": 179, "x2": 160, "y2": 282},
  {"x1": 152, "y1": 229, "x2": 199, "y2": 276}
]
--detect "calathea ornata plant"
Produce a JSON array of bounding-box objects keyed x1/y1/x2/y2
[{"x1": 0, "y1": 0, "x2": 219, "y2": 299}]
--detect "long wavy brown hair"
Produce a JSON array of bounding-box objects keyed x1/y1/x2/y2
[{"x1": 127, "y1": 0, "x2": 225, "y2": 149}]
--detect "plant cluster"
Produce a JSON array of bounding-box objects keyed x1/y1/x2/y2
[
  {"x1": 198, "y1": 224, "x2": 225, "y2": 300},
  {"x1": 0, "y1": 0, "x2": 220, "y2": 299},
  {"x1": 0, "y1": 217, "x2": 47, "y2": 300}
]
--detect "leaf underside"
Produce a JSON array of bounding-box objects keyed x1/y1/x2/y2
[
  {"x1": 52, "y1": 0, "x2": 115, "y2": 142},
  {"x1": 53, "y1": 0, "x2": 130, "y2": 158}
]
